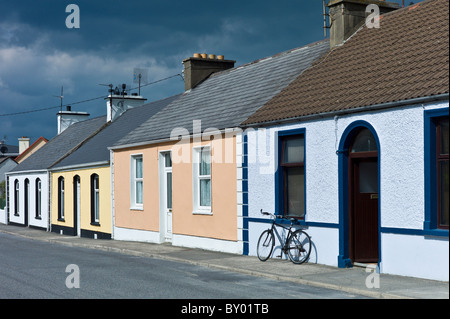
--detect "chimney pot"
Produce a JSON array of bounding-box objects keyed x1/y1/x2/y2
[
  {"x1": 208, "y1": 54, "x2": 216, "y2": 60},
  {"x1": 200, "y1": 53, "x2": 207, "y2": 59},
  {"x1": 193, "y1": 53, "x2": 201, "y2": 58},
  {"x1": 217, "y1": 55, "x2": 224, "y2": 60}
]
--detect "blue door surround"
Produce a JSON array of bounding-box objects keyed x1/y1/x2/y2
[{"x1": 337, "y1": 120, "x2": 381, "y2": 268}]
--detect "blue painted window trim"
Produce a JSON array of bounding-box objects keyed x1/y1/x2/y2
[
  {"x1": 424, "y1": 107, "x2": 449, "y2": 236},
  {"x1": 275, "y1": 128, "x2": 307, "y2": 219}
]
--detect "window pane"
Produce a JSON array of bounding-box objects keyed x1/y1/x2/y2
[
  {"x1": 136, "y1": 181, "x2": 143, "y2": 204},
  {"x1": 282, "y1": 136, "x2": 304, "y2": 164},
  {"x1": 440, "y1": 160, "x2": 449, "y2": 227},
  {"x1": 200, "y1": 179, "x2": 211, "y2": 207},
  {"x1": 165, "y1": 153, "x2": 172, "y2": 168},
  {"x1": 359, "y1": 161, "x2": 378, "y2": 193},
  {"x1": 351, "y1": 128, "x2": 377, "y2": 153},
  {"x1": 167, "y1": 172, "x2": 172, "y2": 209},
  {"x1": 200, "y1": 148, "x2": 211, "y2": 176},
  {"x1": 135, "y1": 157, "x2": 143, "y2": 178},
  {"x1": 95, "y1": 191, "x2": 100, "y2": 221},
  {"x1": 285, "y1": 167, "x2": 305, "y2": 218},
  {"x1": 439, "y1": 119, "x2": 449, "y2": 155}
]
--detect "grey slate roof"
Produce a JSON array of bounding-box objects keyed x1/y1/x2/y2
[
  {"x1": 51, "y1": 94, "x2": 180, "y2": 169},
  {"x1": 114, "y1": 40, "x2": 330, "y2": 147},
  {"x1": 9, "y1": 116, "x2": 107, "y2": 173}
]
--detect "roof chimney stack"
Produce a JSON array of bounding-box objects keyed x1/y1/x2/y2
[
  {"x1": 57, "y1": 109, "x2": 90, "y2": 135},
  {"x1": 182, "y1": 53, "x2": 235, "y2": 91},
  {"x1": 18, "y1": 137, "x2": 30, "y2": 154},
  {"x1": 327, "y1": 0, "x2": 400, "y2": 48},
  {"x1": 106, "y1": 93, "x2": 147, "y2": 122}
]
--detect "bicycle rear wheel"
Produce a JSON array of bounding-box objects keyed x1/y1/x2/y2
[
  {"x1": 257, "y1": 230, "x2": 275, "y2": 261},
  {"x1": 287, "y1": 229, "x2": 311, "y2": 264}
]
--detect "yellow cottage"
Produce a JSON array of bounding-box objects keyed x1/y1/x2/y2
[{"x1": 48, "y1": 94, "x2": 175, "y2": 238}]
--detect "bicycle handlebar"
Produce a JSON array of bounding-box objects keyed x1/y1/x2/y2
[{"x1": 260, "y1": 209, "x2": 297, "y2": 222}]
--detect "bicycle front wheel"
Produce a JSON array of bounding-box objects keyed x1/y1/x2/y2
[
  {"x1": 257, "y1": 230, "x2": 275, "y2": 262},
  {"x1": 287, "y1": 229, "x2": 311, "y2": 264}
]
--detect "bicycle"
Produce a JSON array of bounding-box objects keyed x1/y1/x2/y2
[{"x1": 257, "y1": 209, "x2": 312, "y2": 264}]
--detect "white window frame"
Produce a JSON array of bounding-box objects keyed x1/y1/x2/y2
[
  {"x1": 130, "y1": 154, "x2": 144, "y2": 210},
  {"x1": 58, "y1": 177, "x2": 65, "y2": 220},
  {"x1": 193, "y1": 146, "x2": 212, "y2": 215},
  {"x1": 93, "y1": 175, "x2": 100, "y2": 223},
  {"x1": 36, "y1": 179, "x2": 42, "y2": 219}
]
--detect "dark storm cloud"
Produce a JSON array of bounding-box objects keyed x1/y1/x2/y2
[{"x1": 0, "y1": 0, "x2": 406, "y2": 144}]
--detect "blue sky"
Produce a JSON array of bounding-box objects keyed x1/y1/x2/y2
[{"x1": 0, "y1": 0, "x2": 409, "y2": 146}]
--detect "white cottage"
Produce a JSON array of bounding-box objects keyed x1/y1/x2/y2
[
  {"x1": 241, "y1": 0, "x2": 449, "y2": 281},
  {"x1": 5, "y1": 112, "x2": 105, "y2": 230}
]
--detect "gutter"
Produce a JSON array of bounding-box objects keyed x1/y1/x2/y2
[
  {"x1": 108, "y1": 129, "x2": 243, "y2": 151},
  {"x1": 48, "y1": 160, "x2": 110, "y2": 172},
  {"x1": 241, "y1": 94, "x2": 450, "y2": 129}
]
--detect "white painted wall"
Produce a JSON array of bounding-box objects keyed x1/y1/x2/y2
[
  {"x1": 0, "y1": 209, "x2": 6, "y2": 224},
  {"x1": 246, "y1": 101, "x2": 449, "y2": 281},
  {"x1": 6, "y1": 172, "x2": 49, "y2": 230}
]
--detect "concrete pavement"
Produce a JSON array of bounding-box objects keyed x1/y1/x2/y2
[{"x1": 0, "y1": 223, "x2": 448, "y2": 299}]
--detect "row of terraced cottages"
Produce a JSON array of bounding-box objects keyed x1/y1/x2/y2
[{"x1": 4, "y1": 0, "x2": 448, "y2": 281}]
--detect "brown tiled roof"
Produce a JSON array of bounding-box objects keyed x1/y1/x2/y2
[{"x1": 243, "y1": 0, "x2": 449, "y2": 125}]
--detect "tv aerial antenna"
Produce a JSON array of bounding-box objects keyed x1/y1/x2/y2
[
  {"x1": 53, "y1": 86, "x2": 64, "y2": 112},
  {"x1": 133, "y1": 68, "x2": 148, "y2": 96}
]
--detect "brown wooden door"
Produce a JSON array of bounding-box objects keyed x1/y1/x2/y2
[{"x1": 351, "y1": 157, "x2": 379, "y2": 263}]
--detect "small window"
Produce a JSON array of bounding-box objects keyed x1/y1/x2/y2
[
  {"x1": 437, "y1": 118, "x2": 449, "y2": 229},
  {"x1": 193, "y1": 147, "x2": 211, "y2": 213},
  {"x1": 35, "y1": 179, "x2": 41, "y2": 219},
  {"x1": 131, "y1": 155, "x2": 143, "y2": 208},
  {"x1": 58, "y1": 177, "x2": 65, "y2": 220},
  {"x1": 351, "y1": 128, "x2": 377, "y2": 153},
  {"x1": 14, "y1": 179, "x2": 19, "y2": 216},
  {"x1": 91, "y1": 174, "x2": 99, "y2": 224},
  {"x1": 280, "y1": 135, "x2": 305, "y2": 218},
  {"x1": 424, "y1": 109, "x2": 449, "y2": 234}
]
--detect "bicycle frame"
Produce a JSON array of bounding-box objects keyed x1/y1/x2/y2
[{"x1": 267, "y1": 215, "x2": 297, "y2": 258}]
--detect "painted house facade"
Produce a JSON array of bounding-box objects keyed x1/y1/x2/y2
[
  {"x1": 49, "y1": 94, "x2": 178, "y2": 238},
  {"x1": 110, "y1": 41, "x2": 330, "y2": 253},
  {"x1": 5, "y1": 115, "x2": 106, "y2": 230},
  {"x1": 241, "y1": 0, "x2": 449, "y2": 281}
]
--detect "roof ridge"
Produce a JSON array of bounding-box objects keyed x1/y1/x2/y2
[{"x1": 209, "y1": 39, "x2": 330, "y2": 78}]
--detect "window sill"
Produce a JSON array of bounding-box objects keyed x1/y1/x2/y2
[
  {"x1": 90, "y1": 222, "x2": 101, "y2": 227},
  {"x1": 130, "y1": 206, "x2": 143, "y2": 211},
  {"x1": 58, "y1": 218, "x2": 65, "y2": 222},
  {"x1": 193, "y1": 210, "x2": 213, "y2": 216}
]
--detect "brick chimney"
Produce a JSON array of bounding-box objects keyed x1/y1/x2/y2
[
  {"x1": 182, "y1": 53, "x2": 235, "y2": 91},
  {"x1": 327, "y1": 0, "x2": 400, "y2": 48}
]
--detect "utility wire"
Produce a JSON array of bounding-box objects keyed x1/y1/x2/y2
[{"x1": 0, "y1": 73, "x2": 183, "y2": 117}]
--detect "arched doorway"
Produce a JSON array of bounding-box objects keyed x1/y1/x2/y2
[
  {"x1": 348, "y1": 128, "x2": 379, "y2": 263},
  {"x1": 338, "y1": 121, "x2": 380, "y2": 267}
]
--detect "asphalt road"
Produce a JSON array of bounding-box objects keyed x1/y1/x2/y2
[{"x1": 0, "y1": 232, "x2": 368, "y2": 300}]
